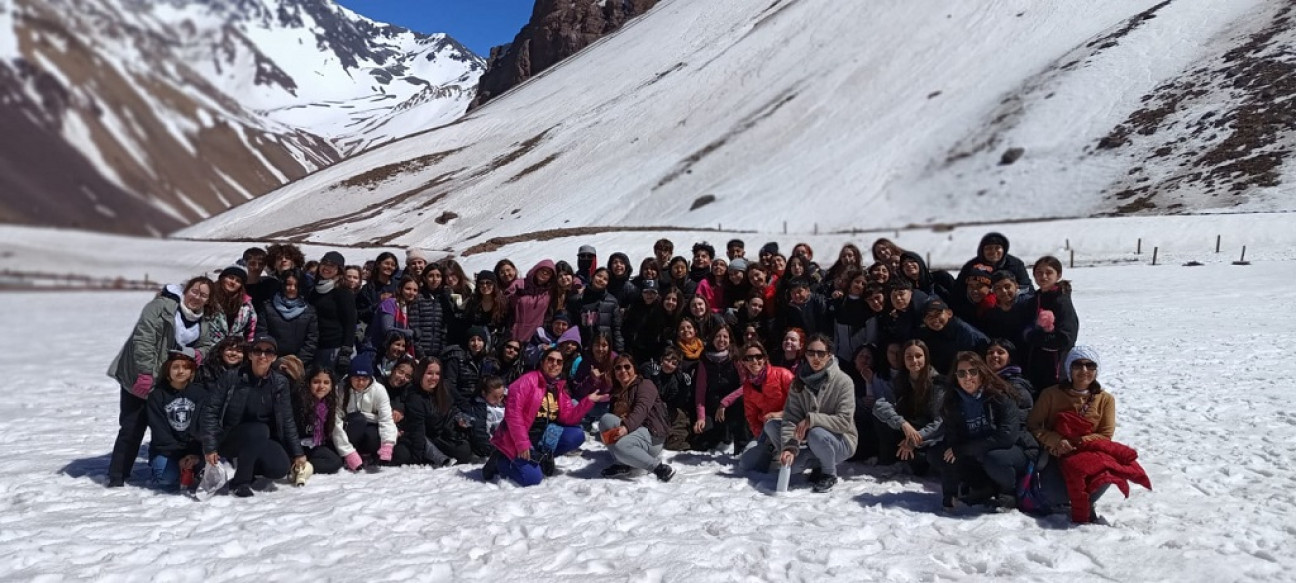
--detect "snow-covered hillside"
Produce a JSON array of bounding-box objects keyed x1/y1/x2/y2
[
  {"x1": 2, "y1": 262, "x2": 1293, "y2": 580},
  {"x1": 179, "y1": 0, "x2": 1296, "y2": 252},
  {"x1": 0, "y1": 0, "x2": 482, "y2": 234}
]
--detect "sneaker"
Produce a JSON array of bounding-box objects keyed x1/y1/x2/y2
[
  {"x1": 811, "y1": 474, "x2": 838, "y2": 494},
  {"x1": 653, "y1": 463, "x2": 676, "y2": 483},
  {"x1": 601, "y1": 464, "x2": 634, "y2": 478},
  {"x1": 232, "y1": 484, "x2": 254, "y2": 498},
  {"x1": 106, "y1": 478, "x2": 125, "y2": 488}
]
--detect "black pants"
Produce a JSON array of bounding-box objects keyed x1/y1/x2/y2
[
  {"x1": 930, "y1": 445, "x2": 1028, "y2": 499},
  {"x1": 851, "y1": 407, "x2": 880, "y2": 461},
  {"x1": 304, "y1": 444, "x2": 344, "y2": 475},
  {"x1": 344, "y1": 413, "x2": 381, "y2": 456},
  {"x1": 108, "y1": 390, "x2": 149, "y2": 483},
  {"x1": 693, "y1": 400, "x2": 751, "y2": 453},
  {"x1": 218, "y1": 422, "x2": 290, "y2": 487}
]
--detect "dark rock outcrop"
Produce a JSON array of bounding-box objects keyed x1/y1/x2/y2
[{"x1": 468, "y1": 0, "x2": 659, "y2": 110}]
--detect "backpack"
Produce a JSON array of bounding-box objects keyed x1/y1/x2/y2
[{"x1": 1016, "y1": 459, "x2": 1052, "y2": 515}]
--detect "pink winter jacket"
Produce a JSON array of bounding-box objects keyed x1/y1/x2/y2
[
  {"x1": 509, "y1": 260, "x2": 556, "y2": 342},
  {"x1": 491, "y1": 370, "x2": 595, "y2": 460}
]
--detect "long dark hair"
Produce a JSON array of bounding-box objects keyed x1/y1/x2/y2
[
  {"x1": 210, "y1": 273, "x2": 244, "y2": 323},
  {"x1": 943, "y1": 352, "x2": 1016, "y2": 418},
  {"x1": 443, "y1": 259, "x2": 472, "y2": 297},
  {"x1": 414, "y1": 357, "x2": 454, "y2": 414},
  {"x1": 373, "y1": 252, "x2": 399, "y2": 284},
  {"x1": 467, "y1": 277, "x2": 506, "y2": 326},
  {"x1": 296, "y1": 365, "x2": 339, "y2": 438},
  {"x1": 895, "y1": 339, "x2": 935, "y2": 419}
]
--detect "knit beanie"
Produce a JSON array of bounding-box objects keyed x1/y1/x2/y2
[{"x1": 1063, "y1": 346, "x2": 1100, "y2": 381}]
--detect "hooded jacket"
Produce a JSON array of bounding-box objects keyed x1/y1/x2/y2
[
  {"x1": 333, "y1": 380, "x2": 399, "y2": 457},
  {"x1": 780, "y1": 357, "x2": 858, "y2": 456},
  {"x1": 899, "y1": 251, "x2": 956, "y2": 301},
  {"x1": 606, "y1": 252, "x2": 639, "y2": 307},
  {"x1": 441, "y1": 345, "x2": 501, "y2": 406},
  {"x1": 109, "y1": 284, "x2": 214, "y2": 392},
  {"x1": 955, "y1": 233, "x2": 1033, "y2": 293},
  {"x1": 261, "y1": 296, "x2": 318, "y2": 363},
  {"x1": 509, "y1": 260, "x2": 557, "y2": 343},
  {"x1": 147, "y1": 379, "x2": 209, "y2": 457}
]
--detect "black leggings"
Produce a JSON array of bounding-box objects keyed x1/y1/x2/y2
[
  {"x1": 344, "y1": 413, "x2": 381, "y2": 456},
  {"x1": 218, "y1": 422, "x2": 290, "y2": 487},
  {"x1": 304, "y1": 444, "x2": 344, "y2": 475},
  {"x1": 929, "y1": 445, "x2": 1027, "y2": 498}
]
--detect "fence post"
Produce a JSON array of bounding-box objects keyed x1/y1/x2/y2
[
  {"x1": 1065, "y1": 238, "x2": 1070, "y2": 251},
  {"x1": 813, "y1": 223, "x2": 818, "y2": 235},
  {"x1": 1137, "y1": 238, "x2": 1142, "y2": 255},
  {"x1": 783, "y1": 221, "x2": 787, "y2": 235},
  {"x1": 1216, "y1": 235, "x2": 1221, "y2": 253},
  {"x1": 1240, "y1": 246, "x2": 1247, "y2": 262},
  {"x1": 1069, "y1": 249, "x2": 1074, "y2": 269},
  {"x1": 927, "y1": 252, "x2": 932, "y2": 268},
  {"x1": 1152, "y1": 247, "x2": 1158, "y2": 266}
]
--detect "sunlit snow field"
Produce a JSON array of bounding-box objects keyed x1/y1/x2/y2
[{"x1": 1, "y1": 259, "x2": 1294, "y2": 582}]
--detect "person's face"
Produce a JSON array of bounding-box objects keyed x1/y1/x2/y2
[
  {"x1": 310, "y1": 372, "x2": 332, "y2": 399},
  {"x1": 782, "y1": 332, "x2": 802, "y2": 354},
  {"x1": 904, "y1": 346, "x2": 926, "y2": 373},
  {"x1": 924, "y1": 309, "x2": 951, "y2": 331},
  {"x1": 560, "y1": 342, "x2": 579, "y2": 356},
  {"x1": 728, "y1": 245, "x2": 744, "y2": 260},
  {"x1": 220, "y1": 344, "x2": 244, "y2": 366},
  {"x1": 693, "y1": 249, "x2": 712, "y2": 270},
  {"x1": 795, "y1": 245, "x2": 812, "y2": 259},
  {"x1": 390, "y1": 363, "x2": 413, "y2": 388},
  {"x1": 655, "y1": 248, "x2": 673, "y2": 264},
  {"x1": 791, "y1": 286, "x2": 810, "y2": 305},
  {"x1": 727, "y1": 269, "x2": 745, "y2": 285},
  {"x1": 484, "y1": 386, "x2": 505, "y2": 406},
  {"x1": 541, "y1": 352, "x2": 564, "y2": 378},
  {"x1": 387, "y1": 338, "x2": 406, "y2": 359},
  {"x1": 678, "y1": 322, "x2": 696, "y2": 342},
  {"x1": 993, "y1": 279, "x2": 1019, "y2": 306},
  {"x1": 378, "y1": 257, "x2": 397, "y2": 277},
  {"x1": 400, "y1": 280, "x2": 420, "y2": 302},
  {"x1": 592, "y1": 271, "x2": 609, "y2": 290},
  {"x1": 500, "y1": 264, "x2": 517, "y2": 282},
  {"x1": 874, "y1": 244, "x2": 893, "y2": 262},
  {"x1": 1034, "y1": 265, "x2": 1060, "y2": 290},
  {"x1": 886, "y1": 343, "x2": 903, "y2": 370},
  {"x1": 319, "y1": 261, "x2": 340, "y2": 281},
  {"x1": 865, "y1": 292, "x2": 886, "y2": 312},
  {"x1": 712, "y1": 328, "x2": 731, "y2": 351},
  {"x1": 890, "y1": 289, "x2": 912, "y2": 310},
  {"x1": 183, "y1": 282, "x2": 210, "y2": 312},
  {"x1": 613, "y1": 360, "x2": 636, "y2": 386},
  {"x1": 478, "y1": 279, "x2": 496, "y2": 295},
  {"x1": 742, "y1": 347, "x2": 766, "y2": 373},
  {"x1": 711, "y1": 261, "x2": 727, "y2": 278},
  {"x1": 642, "y1": 290, "x2": 659, "y2": 304},
  {"x1": 842, "y1": 247, "x2": 858, "y2": 264},
  {"x1": 982, "y1": 244, "x2": 1005, "y2": 264},
  {"x1": 343, "y1": 268, "x2": 362, "y2": 289},
  {"x1": 551, "y1": 319, "x2": 570, "y2": 336},
  {"x1": 663, "y1": 293, "x2": 680, "y2": 312},
  {"x1": 772, "y1": 255, "x2": 786, "y2": 274},
  {"x1": 869, "y1": 264, "x2": 889, "y2": 282},
  {"x1": 670, "y1": 261, "x2": 687, "y2": 279},
  {"x1": 610, "y1": 258, "x2": 627, "y2": 277},
  {"x1": 245, "y1": 256, "x2": 265, "y2": 276},
  {"x1": 502, "y1": 342, "x2": 522, "y2": 362},
  {"x1": 743, "y1": 326, "x2": 759, "y2": 345},
  {"x1": 592, "y1": 338, "x2": 610, "y2": 359},
  {"x1": 558, "y1": 272, "x2": 573, "y2": 290},
  {"x1": 447, "y1": 272, "x2": 461, "y2": 288},
  {"x1": 362, "y1": 264, "x2": 372, "y2": 281},
  {"x1": 220, "y1": 274, "x2": 242, "y2": 294},
  {"x1": 955, "y1": 362, "x2": 982, "y2": 395},
  {"x1": 747, "y1": 297, "x2": 764, "y2": 316},
  {"x1": 805, "y1": 341, "x2": 831, "y2": 372},
  {"x1": 248, "y1": 342, "x2": 277, "y2": 376},
  {"x1": 985, "y1": 346, "x2": 1011, "y2": 371},
  {"x1": 854, "y1": 349, "x2": 873, "y2": 375},
  {"x1": 642, "y1": 266, "x2": 658, "y2": 280},
  {"x1": 420, "y1": 362, "x2": 441, "y2": 390},
  {"x1": 424, "y1": 270, "x2": 443, "y2": 290},
  {"x1": 468, "y1": 336, "x2": 486, "y2": 355},
  {"x1": 535, "y1": 267, "x2": 553, "y2": 286},
  {"x1": 902, "y1": 259, "x2": 920, "y2": 279},
  {"x1": 350, "y1": 374, "x2": 373, "y2": 391},
  {"x1": 967, "y1": 281, "x2": 991, "y2": 304},
  {"x1": 168, "y1": 360, "x2": 194, "y2": 386},
  {"x1": 407, "y1": 258, "x2": 427, "y2": 276},
  {"x1": 689, "y1": 297, "x2": 707, "y2": 317},
  {"x1": 661, "y1": 355, "x2": 679, "y2": 373},
  {"x1": 283, "y1": 277, "x2": 299, "y2": 299},
  {"x1": 1070, "y1": 359, "x2": 1098, "y2": 388},
  {"x1": 790, "y1": 262, "x2": 805, "y2": 277},
  {"x1": 849, "y1": 276, "x2": 867, "y2": 297},
  {"x1": 748, "y1": 270, "x2": 767, "y2": 289}
]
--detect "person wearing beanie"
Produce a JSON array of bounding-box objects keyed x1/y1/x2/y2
[
  {"x1": 576, "y1": 245, "x2": 598, "y2": 285},
  {"x1": 442, "y1": 326, "x2": 502, "y2": 406},
  {"x1": 405, "y1": 248, "x2": 430, "y2": 280},
  {"x1": 210, "y1": 264, "x2": 258, "y2": 346},
  {"x1": 951, "y1": 264, "x2": 997, "y2": 325},
  {"x1": 955, "y1": 232, "x2": 1033, "y2": 295},
  {"x1": 310, "y1": 251, "x2": 357, "y2": 376},
  {"x1": 145, "y1": 348, "x2": 208, "y2": 491},
  {"x1": 200, "y1": 336, "x2": 306, "y2": 497},
  {"x1": 727, "y1": 239, "x2": 746, "y2": 260},
  {"x1": 332, "y1": 351, "x2": 398, "y2": 472},
  {"x1": 759, "y1": 242, "x2": 780, "y2": 265}
]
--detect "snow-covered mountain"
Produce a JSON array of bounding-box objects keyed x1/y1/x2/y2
[
  {"x1": 0, "y1": 0, "x2": 483, "y2": 235},
  {"x1": 179, "y1": 0, "x2": 1296, "y2": 253}
]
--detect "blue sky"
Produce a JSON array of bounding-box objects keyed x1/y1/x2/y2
[{"x1": 337, "y1": 1, "x2": 536, "y2": 57}]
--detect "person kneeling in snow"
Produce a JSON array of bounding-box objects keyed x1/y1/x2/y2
[
  {"x1": 200, "y1": 336, "x2": 307, "y2": 498},
  {"x1": 487, "y1": 348, "x2": 609, "y2": 486},
  {"x1": 597, "y1": 354, "x2": 675, "y2": 482},
  {"x1": 292, "y1": 365, "x2": 346, "y2": 477},
  {"x1": 334, "y1": 353, "x2": 398, "y2": 472},
  {"x1": 776, "y1": 335, "x2": 857, "y2": 494},
  {"x1": 393, "y1": 357, "x2": 475, "y2": 467},
  {"x1": 146, "y1": 348, "x2": 207, "y2": 491}
]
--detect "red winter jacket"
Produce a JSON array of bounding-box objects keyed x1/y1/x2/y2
[{"x1": 1054, "y1": 411, "x2": 1152, "y2": 522}]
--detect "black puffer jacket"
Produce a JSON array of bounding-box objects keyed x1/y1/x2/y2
[
  {"x1": 309, "y1": 285, "x2": 357, "y2": 351},
  {"x1": 399, "y1": 388, "x2": 471, "y2": 464},
  {"x1": 623, "y1": 299, "x2": 669, "y2": 363},
  {"x1": 260, "y1": 298, "x2": 319, "y2": 363},
  {"x1": 900, "y1": 251, "x2": 956, "y2": 302},
  {"x1": 576, "y1": 287, "x2": 624, "y2": 352},
  {"x1": 441, "y1": 345, "x2": 501, "y2": 407},
  {"x1": 409, "y1": 287, "x2": 453, "y2": 360},
  {"x1": 955, "y1": 233, "x2": 1033, "y2": 293},
  {"x1": 606, "y1": 252, "x2": 640, "y2": 307},
  {"x1": 200, "y1": 367, "x2": 304, "y2": 458}
]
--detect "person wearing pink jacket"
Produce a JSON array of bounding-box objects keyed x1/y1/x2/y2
[{"x1": 488, "y1": 347, "x2": 609, "y2": 486}]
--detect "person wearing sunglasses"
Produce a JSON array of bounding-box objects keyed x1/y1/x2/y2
[
  {"x1": 776, "y1": 335, "x2": 857, "y2": 493},
  {"x1": 597, "y1": 355, "x2": 675, "y2": 481},
  {"x1": 931, "y1": 352, "x2": 1027, "y2": 512},
  {"x1": 496, "y1": 339, "x2": 527, "y2": 386},
  {"x1": 489, "y1": 347, "x2": 610, "y2": 486},
  {"x1": 735, "y1": 343, "x2": 795, "y2": 472},
  {"x1": 200, "y1": 336, "x2": 307, "y2": 497},
  {"x1": 1027, "y1": 346, "x2": 1114, "y2": 458}
]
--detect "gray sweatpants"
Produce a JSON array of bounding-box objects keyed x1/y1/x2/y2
[
  {"x1": 738, "y1": 419, "x2": 850, "y2": 476},
  {"x1": 599, "y1": 414, "x2": 664, "y2": 471}
]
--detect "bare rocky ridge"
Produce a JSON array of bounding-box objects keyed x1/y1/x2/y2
[{"x1": 468, "y1": 0, "x2": 659, "y2": 111}]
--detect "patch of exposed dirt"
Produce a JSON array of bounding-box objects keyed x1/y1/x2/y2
[
  {"x1": 461, "y1": 225, "x2": 753, "y2": 256},
  {"x1": 505, "y1": 153, "x2": 561, "y2": 183},
  {"x1": 654, "y1": 90, "x2": 797, "y2": 191},
  {"x1": 268, "y1": 171, "x2": 457, "y2": 239},
  {"x1": 338, "y1": 148, "x2": 463, "y2": 190},
  {"x1": 1085, "y1": 0, "x2": 1173, "y2": 52}
]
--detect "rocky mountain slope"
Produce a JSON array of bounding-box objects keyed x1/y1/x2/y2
[
  {"x1": 179, "y1": 0, "x2": 1296, "y2": 251},
  {"x1": 0, "y1": 0, "x2": 482, "y2": 235}
]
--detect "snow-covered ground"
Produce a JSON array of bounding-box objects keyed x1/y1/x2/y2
[{"x1": 2, "y1": 260, "x2": 1293, "y2": 581}]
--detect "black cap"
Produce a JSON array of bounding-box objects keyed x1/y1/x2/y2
[
  {"x1": 251, "y1": 335, "x2": 279, "y2": 352},
  {"x1": 321, "y1": 251, "x2": 346, "y2": 266},
  {"x1": 925, "y1": 298, "x2": 950, "y2": 313},
  {"x1": 760, "y1": 242, "x2": 779, "y2": 256},
  {"x1": 640, "y1": 279, "x2": 659, "y2": 293},
  {"x1": 727, "y1": 239, "x2": 745, "y2": 249},
  {"x1": 475, "y1": 270, "x2": 498, "y2": 283}
]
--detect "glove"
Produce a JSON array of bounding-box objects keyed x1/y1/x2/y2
[
  {"x1": 1037, "y1": 310, "x2": 1056, "y2": 333},
  {"x1": 344, "y1": 451, "x2": 363, "y2": 471},
  {"x1": 130, "y1": 374, "x2": 153, "y2": 399},
  {"x1": 193, "y1": 351, "x2": 203, "y2": 367},
  {"x1": 377, "y1": 443, "x2": 394, "y2": 462}
]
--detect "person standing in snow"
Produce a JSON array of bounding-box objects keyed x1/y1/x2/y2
[
  {"x1": 106, "y1": 276, "x2": 215, "y2": 488},
  {"x1": 409, "y1": 264, "x2": 454, "y2": 360},
  {"x1": 208, "y1": 265, "x2": 257, "y2": 344},
  {"x1": 200, "y1": 336, "x2": 306, "y2": 497},
  {"x1": 145, "y1": 348, "x2": 207, "y2": 491},
  {"x1": 309, "y1": 251, "x2": 357, "y2": 375},
  {"x1": 292, "y1": 365, "x2": 345, "y2": 476},
  {"x1": 260, "y1": 269, "x2": 318, "y2": 365},
  {"x1": 356, "y1": 252, "x2": 400, "y2": 329},
  {"x1": 596, "y1": 354, "x2": 676, "y2": 481},
  {"x1": 776, "y1": 335, "x2": 857, "y2": 493},
  {"x1": 494, "y1": 259, "x2": 522, "y2": 298},
  {"x1": 955, "y1": 232, "x2": 1033, "y2": 294},
  {"x1": 488, "y1": 347, "x2": 609, "y2": 486},
  {"x1": 333, "y1": 353, "x2": 398, "y2": 472},
  {"x1": 509, "y1": 260, "x2": 559, "y2": 343},
  {"x1": 1022, "y1": 256, "x2": 1079, "y2": 391},
  {"x1": 576, "y1": 267, "x2": 625, "y2": 352},
  {"x1": 931, "y1": 352, "x2": 1027, "y2": 512}
]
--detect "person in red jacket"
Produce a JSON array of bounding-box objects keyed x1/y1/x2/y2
[
  {"x1": 487, "y1": 347, "x2": 609, "y2": 486},
  {"x1": 736, "y1": 342, "x2": 795, "y2": 472}
]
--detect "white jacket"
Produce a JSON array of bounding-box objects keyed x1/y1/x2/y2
[{"x1": 333, "y1": 381, "x2": 398, "y2": 457}]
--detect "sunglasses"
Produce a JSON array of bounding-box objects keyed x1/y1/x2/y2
[
  {"x1": 614, "y1": 364, "x2": 635, "y2": 372},
  {"x1": 742, "y1": 354, "x2": 766, "y2": 362},
  {"x1": 504, "y1": 344, "x2": 521, "y2": 351},
  {"x1": 1071, "y1": 361, "x2": 1098, "y2": 372},
  {"x1": 954, "y1": 369, "x2": 980, "y2": 379},
  {"x1": 804, "y1": 349, "x2": 830, "y2": 359},
  {"x1": 250, "y1": 348, "x2": 277, "y2": 357},
  {"x1": 543, "y1": 357, "x2": 565, "y2": 365}
]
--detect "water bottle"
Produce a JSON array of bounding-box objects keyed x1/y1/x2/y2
[{"x1": 776, "y1": 463, "x2": 792, "y2": 494}]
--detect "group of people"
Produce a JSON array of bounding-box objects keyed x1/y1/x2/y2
[{"x1": 105, "y1": 233, "x2": 1148, "y2": 522}]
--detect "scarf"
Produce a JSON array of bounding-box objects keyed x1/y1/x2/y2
[
  {"x1": 743, "y1": 366, "x2": 769, "y2": 392},
  {"x1": 313, "y1": 399, "x2": 329, "y2": 446},
  {"x1": 178, "y1": 301, "x2": 203, "y2": 322},
  {"x1": 797, "y1": 358, "x2": 832, "y2": 392},
  {"x1": 315, "y1": 278, "x2": 336, "y2": 294},
  {"x1": 704, "y1": 349, "x2": 730, "y2": 364},
  {"x1": 173, "y1": 309, "x2": 201, "y2": 348},
  {"x1": 273, "y1": 293, "x2": 308, "y2": 320},
  {"x1": 677, "y1": 337, "x2": 704, "y2": 360}
]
